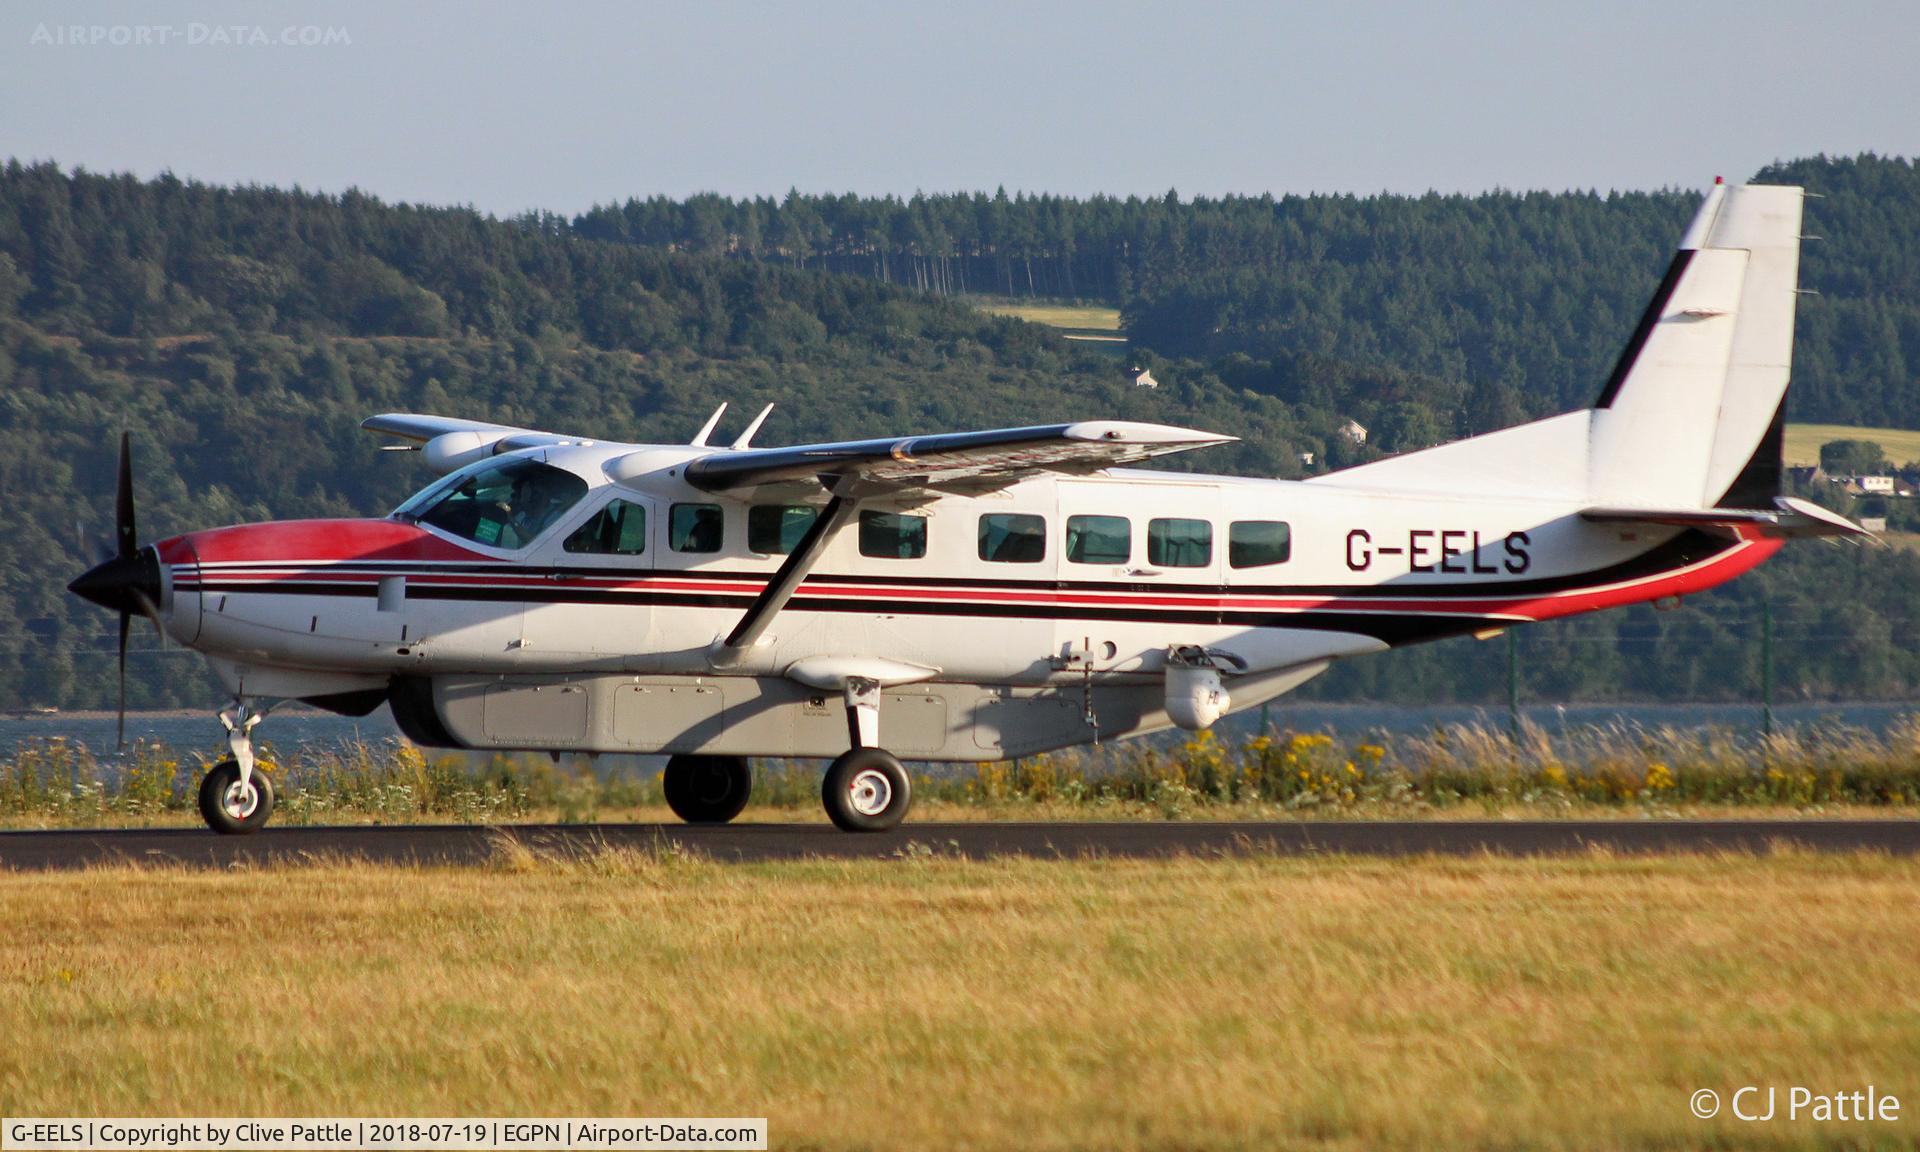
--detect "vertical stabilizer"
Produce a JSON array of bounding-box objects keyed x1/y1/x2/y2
[
  {"x1": 1587, "y1": 183, "x2": 1803, "y2": 508},
  {"x1": 1309, "y1": 181, "x2": 1805, "y2": 507}
]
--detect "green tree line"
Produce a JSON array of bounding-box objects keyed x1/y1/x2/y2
[{"x1": 574, "y1": 154, "x2": 1920, "y2": 426}]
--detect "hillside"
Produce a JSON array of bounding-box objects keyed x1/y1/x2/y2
[
  {"x1": 576, "y1": 155, "x2": 1920, "y2": 430},
  {"x1": 2, "y1": 161, "x2": 1917, "y2": 711}
]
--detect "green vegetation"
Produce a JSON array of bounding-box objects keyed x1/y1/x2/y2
[
  {"x1": 8, "y1": 716, "x2": 1919, "y2": 828},
  {"x1": 4, "y1": 850, "x2": 1919, "y2": 1148},
  {"x1": 579, "y1": 156, "x2": 1920, "y2": 428},
  {"x1": 3, "y1": 157, "x2": 1919, "y2": 711}
]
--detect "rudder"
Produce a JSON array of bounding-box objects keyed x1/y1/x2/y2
[{"x1": 1587, "y1": 182, "x2": 1804, "y2": 509}]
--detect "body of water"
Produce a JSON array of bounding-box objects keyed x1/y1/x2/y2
[{"x1": 5, "y1": 699, "x2": 1914, "y2": 762}]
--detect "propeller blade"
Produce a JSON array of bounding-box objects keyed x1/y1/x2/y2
[
  {"x1": 117, "y1": 609, "x2": 130, "y2": 748},
  {"x1": 131, "y1": 588, "x2": 166, "y2": 640},
  {"x1": 115, "y1": 432, "x2": 136, "y2": 562}
]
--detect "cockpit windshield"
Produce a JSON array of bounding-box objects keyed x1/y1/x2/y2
[{"x1": 392, "y1": 456, "x2": 588, "y2": 550}]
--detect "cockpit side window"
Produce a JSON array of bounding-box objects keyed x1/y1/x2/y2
[
  {"x1": 565, "y1": 499, "x2": 649, "y2": 555},
  {"x1": 404, "y1": 458, "x2": 588, "y2": 550}
]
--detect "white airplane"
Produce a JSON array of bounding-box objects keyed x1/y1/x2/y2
[{"x1": 71, "y1": 180, "x2": 1860, "y2": 834}]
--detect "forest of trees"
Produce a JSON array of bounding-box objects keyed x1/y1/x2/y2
[
  {"x1": 575, "y1": 154, "x2": 1920, "y2": 426},
  {"x1": 1, "y1": 156, "x2": 1916, "y2": 710}
]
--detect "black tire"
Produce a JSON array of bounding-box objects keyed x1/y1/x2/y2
[
  {"x1": 197, "y1": 759, "x2": 276, "y2": 835},
  {"x1": 662, "y1": 754, "x2": 752, "y2": 825},
  {"x1": 821, "y1": 748, "x2": 912, "y2": 832}
]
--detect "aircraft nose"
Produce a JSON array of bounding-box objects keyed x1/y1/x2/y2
[{"x1": 68, "y1": 546, "x2": 163, "y2": 615}]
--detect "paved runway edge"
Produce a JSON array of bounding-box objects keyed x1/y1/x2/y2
[{"x1": 1, "y1": 820, "x2": 1916, "y2": 870}]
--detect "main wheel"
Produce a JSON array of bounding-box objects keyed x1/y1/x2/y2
[
  {"x1": 662, "y1": 754, "x2": 752, "y2": 825},
  {"x1": 821, "y1": 748, "x2": 912, "y2": 832},
  {"x1": 197, "y1": 759, "x2": 276, "y2": 835}
]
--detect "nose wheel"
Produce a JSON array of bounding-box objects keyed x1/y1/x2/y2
[{"x1": 200, "y1": 700, "x2": 277, "y2": 834}]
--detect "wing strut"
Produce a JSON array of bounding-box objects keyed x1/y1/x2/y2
[{"x1": 713, "y1": 495, "x2": 857, "y2": 663}]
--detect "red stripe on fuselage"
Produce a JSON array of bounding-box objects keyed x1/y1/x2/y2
[{"x1": 170, "y1": 531, "x2": 1779, "y2": 622}]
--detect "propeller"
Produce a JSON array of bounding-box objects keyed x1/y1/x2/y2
[{"x1": 67, "y1": 433, "x2": 165, "y2": 747}]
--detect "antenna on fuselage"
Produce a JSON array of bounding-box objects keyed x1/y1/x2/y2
[
  {"x1": 690, "y1": 403, "x2": 728, "y2": 447},
  {"x1": 730, "y1": 404, "x2": 775, "y2": 450}
]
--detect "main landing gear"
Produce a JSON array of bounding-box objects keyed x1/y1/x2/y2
[
  {"x1": 820, "y1": 676, "x2": 911, "y2": 832},
  {"x1": 658, "y1": 677, "x2": 913, "y2": 832},
  {"x1": 199, "y1": 701, "x2": 277, "y2": 834},
  {"x1": 662, "y1": 754, "x2": 752, "y2": 824}
]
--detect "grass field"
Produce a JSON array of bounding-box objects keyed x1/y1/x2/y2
[
  {"x1": 1784, "y1": 423, "x2": 1920, "y2": 467},
  {"x1": 3, "y1": 849, "x2": 1917, "y2": 1150},
  {"x1": 969, "y1": 297, "x2": 1123, "y2": 334}
]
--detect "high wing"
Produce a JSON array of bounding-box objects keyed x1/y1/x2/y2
[
  {"x1": 361, "y1": 413, "x2": 592, "y2": 474},
  {"x1": 684, "y1": 420, "x2": 1237, "y2": 497}
]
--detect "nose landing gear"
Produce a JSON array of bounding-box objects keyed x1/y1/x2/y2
[{"x1": 199, "y1": 701, "x2": 277, "y2": 834}]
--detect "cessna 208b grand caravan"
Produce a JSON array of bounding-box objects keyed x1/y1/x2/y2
[{"x1": 70, "y1": 180, "x2": 1860, "y2": 834}]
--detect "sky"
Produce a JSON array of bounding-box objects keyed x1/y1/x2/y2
[{"x1": 4, "y1": 1, "x2": 1918, "y2": 217}]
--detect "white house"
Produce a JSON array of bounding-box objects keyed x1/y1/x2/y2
[
  {"x1": 1338, "y1": 419, "x2": 1368, "y2": 446},
  {"x1": 1842, "y1": 475, "x2": 1896, "y2": 495}
]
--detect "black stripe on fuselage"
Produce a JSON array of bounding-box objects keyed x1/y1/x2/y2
[
  {"x1": 1714, "y1": 395, "x2": 1788, "y2": 509},
  {"x1": 183, "y1": 529, "x2": 1741, "y2": 651},
  {"x1": 186, "y1": 580, "x2": 1503, "y2": 646},
  {"x1": 1593, "y1": 248, "x2": 1695, "y2": 409}
]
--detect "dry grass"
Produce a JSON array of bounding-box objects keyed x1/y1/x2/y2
[
  {"x1": 2, "y1": 850, "x2": 1918, "y2": 1149},
  {"x1": 1784, "y1": 422, "x2": 1920, "y2": 467},
  {"x1": 969, "y1": 297, "x2": 1123, "y2": 331}
]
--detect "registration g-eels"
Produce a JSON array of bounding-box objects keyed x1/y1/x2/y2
[{"x1": 67, "y1": 181, "x2": 1862, "y2": 833}]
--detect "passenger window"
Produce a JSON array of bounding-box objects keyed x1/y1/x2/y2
[
  {"x1": 1148, "y1": 518, "x2": 1212, "y2": 567},
  {"x1": 748, "y1": 504, "x2": 820, "y2": 555},
  {"x1": 978, "y1": 513, "x2": 1046, "y2": 563},
  {"x1": 669, "y1": 503, "x2": 724, "y2": 553},
  {"x1": 564, "y1": 499, "x2": 648, "y2": 555},
  {"x1": 859, "y1": 510, "x2": 927, "y2": 559},
  {"x1": 1230, "y1": 520, "x2": 1292, "y2": 568},
  {"x1": 1065, "y1": 515, "x2": 1130, "y2": 564}
]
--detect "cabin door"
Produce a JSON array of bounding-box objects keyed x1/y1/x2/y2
[{"x1": 522, "y1": 492, "x2": 656, "y2": 658}]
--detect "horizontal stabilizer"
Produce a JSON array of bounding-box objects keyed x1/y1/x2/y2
[
  {"x1": 684, "y1": 421, "x2": 1236, "y2": 495},
  {"x1": 1579, "y1": 496, "x2": 1867, "y2": 539}
]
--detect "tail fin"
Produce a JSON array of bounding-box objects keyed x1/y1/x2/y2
[
  {"x1": 1312, "y1": 182, "x2": 1804, "y2": 509},
  {"x1": 1586, "y1": 181, "x2": 1804, "y2": 508}
]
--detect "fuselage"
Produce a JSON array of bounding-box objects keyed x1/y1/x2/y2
[{"x1": 134, "y1": 441, "x2": 1778, "y2": 757}]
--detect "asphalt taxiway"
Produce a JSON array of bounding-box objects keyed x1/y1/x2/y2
[{"x1": 0, "y1": 819, "x2": 1914, "y2": 870}]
